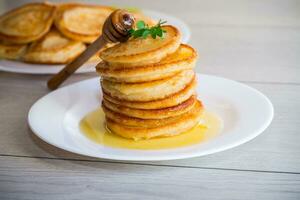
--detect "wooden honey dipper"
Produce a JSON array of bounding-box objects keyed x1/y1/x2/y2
[{"x1": 47, "y1": 9, "x2": 135, "y2": 90}]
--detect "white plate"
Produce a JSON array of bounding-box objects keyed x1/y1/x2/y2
[
  {"x1": 0, "y1": 60, "x2": 97, "y2": 74},
  {"x1": 0, "y1": 10, "x2": 190, "y2": 75},
  {"x1": 28, "y1": 74, "x2": 273, "y2": 161}
]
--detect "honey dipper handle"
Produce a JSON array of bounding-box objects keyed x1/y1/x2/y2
[{"x1": 47, "y1": 36, "x2": 107, "y2": 90}]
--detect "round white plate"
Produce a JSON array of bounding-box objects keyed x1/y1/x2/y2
[
  {"x1": 0, "y1": 60, "x2": 97, "y2": 74},
  {"x1": 28, "y1": 74, "x2": 273, "y2": 161},
  {"x1": 0, "y1": 10, "x2": 190, "y2": 75}
]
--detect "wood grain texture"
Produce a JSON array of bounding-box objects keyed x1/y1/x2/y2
[
  {"x1": 0, "y1": 157, "x2": 299, "y2": 200},
  {"x1": 192, "y1": 27, "x2": 300, "y2": 83},
  {"x1": 0, "y1": 72, "x2": 299, "y2": 173},
  {"x1": 1, "y1": 0, "x2": 300, "y2": 199}
]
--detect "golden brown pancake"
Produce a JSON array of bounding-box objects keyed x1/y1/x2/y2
[
  {"x1": 22, "y1": 29, "x2": 86, "y2": 64},
  {"x1": 96, "y1": 44, "x2": 197, "y2": 83},
  {"x1": 103, "y1": 100, "x2": 204, "y2": 128},
  {"x1": 0, "y1": 42, "x2": 27, "y2": 60},
  {"x1": 106, "y1": 100, "x2": 203, "y2": 140},
  {"x1": 103, "y1": 77, "x2": 196, "y2": 109},
  {"x1": 132, "y1": 11, "x2": 156, "y2": 26},
  {"x1": 101, "y1": 70, "x2": 195, "y2": 102},
  {"x1": 102, "y1": 95, "x2": 196, "y2": 119},
  {"x1": 100, "y1": 25, "x2": 181, "y2": 67},
  {"x1": 100, "y1": 68, "x2": 180, "y2": 83},
  {"x1": 55, "y1": 3, "x2": 114, "y2": 43},
  {"x1": 0, "y1": 3, "x2": 56, "y2": 44}
]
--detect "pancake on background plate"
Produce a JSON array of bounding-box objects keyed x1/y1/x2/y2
[
  {"x1": 0, "y1": 42, "x2": 27, "y2": 60},
  {"x1": 54, "y1": 3, "x2": 114, "y2": 43},
  {"x1": 0, "y1": 3, "x2": 56, "y2": 44},
  {"x1": 55, "y1": 3, "x2": 156, "y2": 44},
  {"x1": 132, "y1": 11, "x2": 156, "y2": 26},
  {"x1": 0, "y1": 2, "x2": 157, "y2": 66},
  {"x1": 22, "y1": 29, "x2": 86, "y2": 64}
]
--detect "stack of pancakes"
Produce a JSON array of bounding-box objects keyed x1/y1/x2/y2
[
  {"x1": 97, "y1": 25, "x2": 204, "y2": 140},
  {"x1": 0, "y1": 2, "x2": 154, "y2": 64}
]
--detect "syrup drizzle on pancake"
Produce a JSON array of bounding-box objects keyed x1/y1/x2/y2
[{"x1": 80, "y1": 108, "x2": 222, "y2": 150}]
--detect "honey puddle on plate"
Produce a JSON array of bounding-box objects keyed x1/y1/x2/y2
[{"x1": 80, "y1": 109, "x2": 222, "y2": 150}]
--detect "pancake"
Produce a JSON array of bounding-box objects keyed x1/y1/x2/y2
[
  {"x1": 22, "y1": 29, "x2": 86, "y2": 64},
  {"x1": 106, "y1": 100, "x2": 203, "y2": 140},
  {"x1": 102, "y1": 95, "x2": 196, "y2": 119},
  {"x1": 132, "y1": 11, "x2": 156, "y2": 26},
  {"x1": 55, "y1": 3, "x2": 114, "y2": 43},
  {"x1": 96, "y1": 44, "x2": 197, "y2": 83},
  {"x1": 0, "y1": 42, "x2": 27, "y2": 60},
  {"x1": 88, "y1": 51, "x2": 102, "y2": 62},
  {"x1": 109, "y1": 6, "x2": 155, "y2": 26},
  {"x1": 0, "y1": 3, "x2": 56, "y2": 44},
  {"x1": 99, "y1": 67, "x2": 180, "y2": 83},
  {"x1": 103, "y1": 99, "x2": 204, "y2": 128},
  {"x1": 100, "y1": 25, "x2": 181, "y2": 67},
  {"x1": 101, "y1": 70, "x2": 194, "y2": 101},
  {"x1": 103, "y1": 77, "x2": 196, "y2": 109}
]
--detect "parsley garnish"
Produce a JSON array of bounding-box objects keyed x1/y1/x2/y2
[{"x1": 129, "y1": 19, "x2": 167, "y2": 39}]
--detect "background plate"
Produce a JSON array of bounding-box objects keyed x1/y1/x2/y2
[{"x1": 0, "y1": 10, "x2": 190, "y2": 74}]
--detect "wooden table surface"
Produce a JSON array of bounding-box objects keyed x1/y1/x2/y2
[{"x1": 0, "y1": 0, "x2": 300, "y2": 199}]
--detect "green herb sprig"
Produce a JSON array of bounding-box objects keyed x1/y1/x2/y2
[{"x1": 129, "y1": 19, "x2": 167, "y2": 39}]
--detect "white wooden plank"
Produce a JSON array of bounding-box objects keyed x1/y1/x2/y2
[
  {"x1": 0, "y1": 156, "x2": 299, "y2": 200},
  {"x1": 120, "y1": 0, "x2": 300, "y2": 28},
  {"x1": 162, "y1": 0, "x2": 300, "y2": 28},
  {"x1": 0, "y1": 73, "x2": 299, "y2": 173},
  {"x1": 6, "y1": 0, "x2": 299, "y2": 27},
  {"x1": 191, "y1": 27, "x2": 300, "y2": 83}
]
